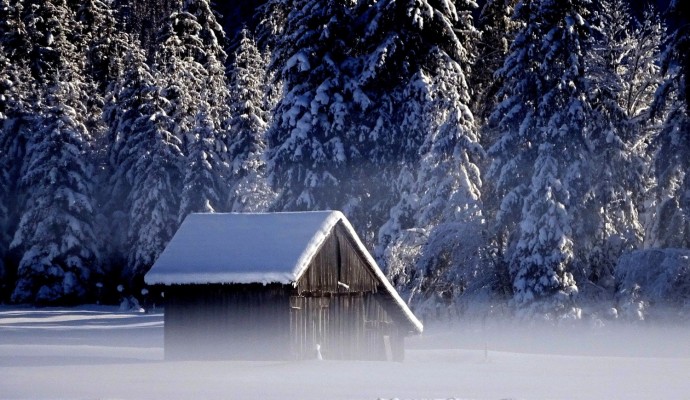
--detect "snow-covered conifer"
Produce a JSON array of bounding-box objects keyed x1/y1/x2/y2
[
  {"x1": 472, "y1": 0, "x2": 520, "y2": 123},
  {"x1": 154, "y1": 2, "x2": 231, "y2": 221},
  {"x1": 154, "y1": 11, "x2": 206, "y2": 145},
  {"x1": 383, "y1": 57, "x2": 485, "y2": 306},
  {"x1": 266, "y1": 0, "x2": 361, "y2": 211},
  {"x1": 227, "y1": 29, "x2": 276, "y2": 212},
  {"x1": 75, "y1": 0, "x2": 129, "y2": 92},
  {"x1": 646, "y1": 2, "x2": 690, "y2": 248},
  {"x1": 11, "y1": 79, "x2": 101, "y2": 304},
  {"x1": 358, "y1": 0, "x2": 480, "y2": 231},
  {"x1": 356, "y1": 0, "x2": 478, "y2": 162},
  {"x1": 179, "y1": 0, "x2": 229, "y2": 123},
  {"x1": 178, "y1": 99, "x2": 229, "y2": 221},
  {"x1": 72, "y1": 0, "x2": 124, "y2": 204},
  {"x1": 20, "y1": 0, "x2": 83, "y2": 82},
  {"x1": 101, "y1": 39, "x2": 184, "y2": 285},
  {"x1": 363, "y1": 0, "x2": 485, "y2": 309},
  {"x1": 123, "y1": 86, "x2": 184, "y2": 285},
  {"x1": 0, "y1": 0, "x2": 27, "y2": 54},
  {"x1": 122, "y1": 0, "x2": 182, "y2": 55},
  {"x1": 0, "y1": 44, "x2": 31, "y2": 295},
  {"x1": 181, "y1": 0, "x2": 227, "y2": 64},
  {"x1": 102, "y1": 42, "x2": 152, "y2": 264},
  {"x1": 6, "y1": 0, "x2": 103, "y2": 304},
  {"x1": 488, "y1": 0, "x2": 597, "y2": 315},
  {"x1": 581, "y1": 0, "x2": 663, "y2": 291}
]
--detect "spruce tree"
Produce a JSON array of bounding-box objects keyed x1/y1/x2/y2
[
  {"x1": 182, "y1": 0, "x2": 227, "y2": 62},
  {"x1": 74, "y1": 0, "x2": 126, "y2": 219},
  {"x1": 227, "y1": 29, "x2": 275, "y2": 212},
  {"x1": 75, "y1": 0, "x2": 128, "y2": 92},
  {"x1": 0, "y1": 44, "x2": 30, "y2": 297},
  {"x1": 124, "y1": 85, "x2": 183, "y2": 286},
  {"x1": 265, "y1": 0, "x2": 362, "y2": 212},
  {"x1": 472, "y1": 0, "x2": 520, "y2": 123},
  {"x1": 0, "y1": 0, "x2": 27, "y2": 54},
  {"x1": 7, "y1": 0, "x2": 102, "y2": 304},
  {"x1": 582, "y1": 0, "x2": 663, "y2": 291},
  {"x1": 381, "y1": 46, "x2": 485, "y2": 308},
  {"x1": 0, "y1": 2, "x2": 32, "y2": 298},
  {"x1": 488, "y1": 0, "x2": 596, "y2": 315},
  {"x1": 122, "y1": 0, "x2": 181, "y2": 55},
  {"x1": 646, "y1": 0, "x2": 690, "y2": 248},
  {"x1": 154, "y1": 9, "x2": 205, "y2": 147},
  {"x1": 178, "y1": 96, "x2": 229, "y2": 221},
  {"x1": 365, "y1": 0, "x2": 482, "y2": 280},
  {"x1": 21, "y1": 0, "x2": 82, "y2": 82},
  {"x1": 356, "y1": 0, "x2": 479, "y2": 162},
  {"x1": 155, "y1": 2, "x2": 230, "y2": 221},
  {"x1": 102, "y1": 40, "x2": 184, "y2": 287},
  {"x1": 102, "y1": 42, "x2": 152, "y2": 275},
  {"x1": 11, "y1": 80, "x2": 101, "y2": 304},
  {"x1": 357, "y1": 0, "x2": 482, "y2": 253}
]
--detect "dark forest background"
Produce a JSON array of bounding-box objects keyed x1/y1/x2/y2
[{"x1": 1, "y1": 0, "x2": 689, "y2": 321}]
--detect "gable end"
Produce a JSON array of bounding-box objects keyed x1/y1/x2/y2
[{"x1": 295, "y1": 222, "x2": 379, "y2": 295}]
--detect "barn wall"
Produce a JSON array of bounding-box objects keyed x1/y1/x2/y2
[
  {"x1": 289, "y1": 293, "x2": 404, "y2": 361},
  {"x1": 164, "y1": 284, "x2": 291, "y2": 360},
  {"x1": 292, "y1": 223, "x2": 406, "y2": 361}
]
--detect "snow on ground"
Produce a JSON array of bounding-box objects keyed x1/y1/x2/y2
[{"x1": 1, "y1": 306, "x2": 690, "y2": 400}]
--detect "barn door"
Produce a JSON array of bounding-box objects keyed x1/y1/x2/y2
[
  {"x1": 289, "y1": 296, "x2": 330, "y2": 359},
  {"x1": 313, "y1": 297, "x2": 330, "y2": 359},
  {"x1": 289, "y1": 296, "x2": 305, "y2": 359}
]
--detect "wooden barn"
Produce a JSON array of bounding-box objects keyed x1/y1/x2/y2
[{"x1": 144, "y1": 211, "x2": 423, "y2": 361}]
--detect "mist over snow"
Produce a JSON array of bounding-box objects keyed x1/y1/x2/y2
[{"x1": 1, "y1": 306, "x2": 689, "y2": 400}]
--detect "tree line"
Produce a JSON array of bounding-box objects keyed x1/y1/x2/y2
[{"x1": 0, "y1": 0, "x2": 689, "y2": 319}]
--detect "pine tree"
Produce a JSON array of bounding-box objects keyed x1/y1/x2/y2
[
  {"x1": 20, "y1": 0, "x2": 82, "y2": 82},
  {"x1": 74, "y1": 0, "x2": 128, "y2": 223},
  {"x1": 155, "y1": 1, "x2": 230, "y2": 221},
  {"x1": 181, "y1": 0, "x2": 227, "y2": 63},
  {"x1": 0, "y1": 44, "x2": 30, "y2": 297},
  {"x1": 381, "y1": 50, "x2": 485, "y2": 308},
  {"x1": 0, "y1": 0, "x2": 27, "y2": 54},
  {"x1": 124, "y1": 85, "x2": 183, "y2": 286},
  {"x1": 488, "y1": 0, "x2": 596, "y2": 315},
  {"x1": 227, "y1": 29, "x2": 275, "y2": 212},
  {"x1": 180, "y1": 0, "x2": 230, "y2": 129},
  {"x1": 102, "y1": 42, "x2": 152, "y2": 273},
  {"x1": 6, "y1": 0, "x2": 103, "y2": 304},
  {"x1": 178, "y1": 97, "x2": 229, "y2": 221},
  {"x1": 101, "y1": 40, "x2": 184, "y2": 287},
  {"x1": 646, "y1": 0, "x2": 690, "y2": 248},
  {"x1": 405, "y1": 112, "x2": 485, "y2": 304},
  {"x1": 352, "y1": 0, "x2": 488, "y2": 312},
  {"x1": 75, "y1": 0, "x2": 129, "y2": 92},
  {"x1": 11, "y1": 79, "x2": 101, "y2": 304},
  {"x1": 581, "y1": 0, "x2": 663, "y2": 291},
  {"x1": 472, "y1": 0, "x2": 520, "y2": 123},
  {"x1": 356, "y1": 0, "x2": 479, "y2": 162},
  {"x1": 121, "y1": 0, "x2": 182, "y2": 56},
  {"x1": 0, "y1": 2, "x2": 32, "y2": 298},
  {"x1": 356, "y1": 0, "x2": 482, "y2": 253},
  {"x1": 154, "y1": 9, "x2": 205, "y2": 147},
  {"x1": 265, "y1": 0, "x2": 362, "y2": 211}
]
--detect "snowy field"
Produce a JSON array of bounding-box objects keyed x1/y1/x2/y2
[{"x1": 1, "y1": 307, "x2": 690, "y2": 399}]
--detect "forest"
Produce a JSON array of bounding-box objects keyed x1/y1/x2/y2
[{"x1": 0, "y1": 0, "x2": 689, "y2": 321}]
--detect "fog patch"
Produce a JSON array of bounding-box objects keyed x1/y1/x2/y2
[{"x1": 1, "y1": 306, "x2": 690, "y2": 400}]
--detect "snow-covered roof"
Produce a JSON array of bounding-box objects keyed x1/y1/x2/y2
[{"x1": 145, "y1": 211, "x2": 422, "y2": 333}]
